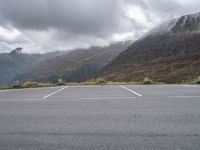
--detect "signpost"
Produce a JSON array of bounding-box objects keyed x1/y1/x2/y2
[{"x1": 58, "y1": 79, "x2": 64, "y2": 85}]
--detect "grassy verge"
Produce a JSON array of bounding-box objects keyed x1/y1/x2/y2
[
  {"x1": 1, "y1": 78, "x2": 199, "y2": 90},
  {"x1": 181, "y1": 78, "x2": 200, "y2": 85},
  {"x1": 0, "y1": 81, "x2": 155, "y2": 90},
  {"x1": 0, "y1": 82, "x2": 56, "y2": 90}
]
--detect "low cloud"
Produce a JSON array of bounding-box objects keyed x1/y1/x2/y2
[{"x1": 0, "y1": 0, "x2": 199, "y2": 53}]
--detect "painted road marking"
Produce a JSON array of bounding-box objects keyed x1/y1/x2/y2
[
  {"x1": 0, "y1": 99, "x2": 43, "y2": 102},
  {"x1": 168, "y1": 96, "x2": 200, "y2": 98},
  {"x1": 0, "y1": 90, "x2": 9, "y2": 92},
  {"x1": 76, "y1": 97, "x2": 136, "y2": 100},
  {"x1": 180, "y1": 85, "x2": 200, "y2": 88},
  {"x1": 119, "y1": 85, "x2": 142, "y2": 97},
  {"x1": 0, "y1": 87, "x2": 60, "y2": 93},
  {"x1": 43, "y1": 86, "x2": 69, "y2": 99}
]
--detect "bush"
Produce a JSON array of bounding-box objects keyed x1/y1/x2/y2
[
  {"x1": 193, "y1": 79, "x2": 200, "y2": 84},
  {"x1": 96, "y1": 78, "x2": 106, "y2": 85},
  {"x1": 83, "y1": 80, "x2": 96, "y2": 85},
  {"x1": 143, "y1": 80, "x2": 152, "y2": 85},
  {"x1": 12, "y1": 84, "x2": 23, "y2": 89},
  {"x1": 11, "y1": 80, "x2": 22, "y2": 88},
  {"x1": 143, "y1": 77, "x2": 152, "y2": 85},
  {"x1": 197, "y1": 76, "x2": 200, "y2": 84},
  {"x1": 23, "y1": 82, "x2": 40, "y2": 88},
  {"x1": 9, "y1": 82, "x2": 53, "y2": 89}
]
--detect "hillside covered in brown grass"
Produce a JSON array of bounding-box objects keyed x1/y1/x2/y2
[{"x1": 101, "y1": 12, "x2": 200, "y2": 83}]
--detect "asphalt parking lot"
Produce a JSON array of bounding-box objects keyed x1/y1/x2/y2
[{"x1": 0, "y1": 85, "x2": 200, "y2": 150}]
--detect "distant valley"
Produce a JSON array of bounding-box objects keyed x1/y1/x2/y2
[
  {"x1": 0, "y1": 48, "x2": 68, "y2": 86},
  {"x1": 11, "y1": 41, "x2": 131, "y2": 84},
  {"x1": 1, "y1": 12, "x2": 200, "y2": 85}
]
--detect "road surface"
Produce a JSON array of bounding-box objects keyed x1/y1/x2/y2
[{"x1": 0, "y1": 85, "x2": 200, "y2": 150}]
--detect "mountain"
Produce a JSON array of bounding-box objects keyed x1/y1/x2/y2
[
  {"x1": 101, "y1": 12, "x2": 200, "y2": 83},
  {"x1": 14, "y1": 41, "x2": 131, "y2": 83},
  {"x1": 0, "y1": 49, "x2": 68, "y2": 86},
  {"x1": 10, "y1": 47, "x2": 23, "y2": 55}
]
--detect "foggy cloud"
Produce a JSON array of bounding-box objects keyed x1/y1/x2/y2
[{"x1": 0, "y1": 0, "x2": 199, "y2": 53}]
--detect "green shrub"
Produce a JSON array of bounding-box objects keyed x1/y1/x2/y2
[
  {"x1": 193, "y1": 79, "x2": 200, "y2": 84},
  {"x1": 82, "y1": 82, "x2": 95, "y2": 85},
  {"x1": 96, "y1": 78, "x2": 106, "y2": 85},
  {"x1": 23, "y1": 82, "x2": 40, "y2": 88},
  {"x1": 197, "y1": 76, "x2": 200, "y2": 84},
  {"x1": 12, "y1": 84, "x2": 23, "y2": 89},
  {"x1": 81, "y1": 79, "x2": 96, "y2": 85},
  {"x1": 143, "y1": 77, "x2": 152, "y2": 85},
  {"x1": 143, "y1": 80, "x2": 152, "y2": 85}
]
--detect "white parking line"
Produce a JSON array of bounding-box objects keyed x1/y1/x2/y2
[
  {"x1": 0, "y1": 99, "x2": 43, "y2": 102},
  {"x1": 168, "y1": 96, "x2": 200, "y2": 98},
  {"x1": 180, "y1": 85, "x2": 200, "y2": 88},
  {"x1": 43, "y1": 86, "x2": 69, "y2": 99},
  {"x1": 119, "y1": 85, "x2": 142, "y2": 97},
  {"x1": 0, "y1": 90, "x2": 8, "y2": 92},
  {"x1": 76, "y1": 97, "x2": 136, "y2": 100}
]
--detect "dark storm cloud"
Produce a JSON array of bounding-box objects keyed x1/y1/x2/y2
[
  {"x1": 0, "y1": 0, "x2": 199, "y2": 53},
  {"x1": 0, "y1": 0, "x2": 134, "y2": 36}
]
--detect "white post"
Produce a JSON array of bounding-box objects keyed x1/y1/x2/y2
[{"x1": 198, "y1": 76, "x2": 200, "y2": 82}]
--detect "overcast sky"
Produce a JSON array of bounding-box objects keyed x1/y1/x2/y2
[{"x1": 0, "y1": 0, "x2": 200, "y2": 53}]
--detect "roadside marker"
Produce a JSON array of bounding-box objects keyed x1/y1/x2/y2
[
  {"x1": 43, "y1": 86, "x2": 69, "y2": 99},
  {"x1": 119, "y1": 85, "x2": 142, "y2": 97}
]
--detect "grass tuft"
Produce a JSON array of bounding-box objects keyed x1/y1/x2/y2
[{"x1": 96, "y1": 78, "x2": 107, "y2": 85}]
